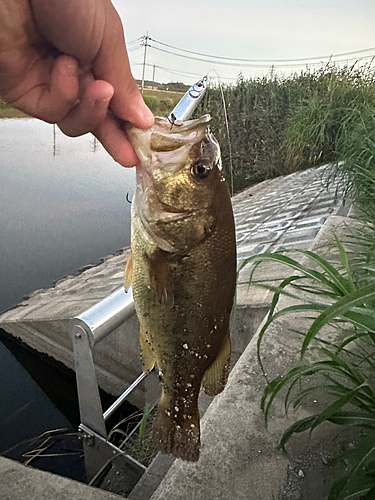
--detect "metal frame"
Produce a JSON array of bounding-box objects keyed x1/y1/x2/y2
[{"x1": 70, "y1": 286, "x2": 148, "y2": 481}]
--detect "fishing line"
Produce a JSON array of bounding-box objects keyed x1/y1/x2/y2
[{"x1": 207, "y1": 69, "x2": 234, "y2": 197}]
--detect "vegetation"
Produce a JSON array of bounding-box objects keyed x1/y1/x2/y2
[
  {"x1": 242, "y1": 234, "x2": 375, "y2": 499},
  {"x1": 197, "y1": 63, "x2": 375, "y2": 194},
  {"x1": 0, "y1": 98, "x2": 29, "y2": 118},
  {"x1": 108, "y1": 403, "x2": 158, "y2": 467},
  {"x1": 142, "y1": 88, "x2": 183, "y2": 116},
  {"x1": 240, "y1": 72, "x2": 375, "y2": 495}
]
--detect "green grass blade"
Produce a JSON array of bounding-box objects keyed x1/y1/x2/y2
[
  {"x1": 286, "y1": 248, "x2": 353, "y2": 295},
  {"x1": 328, "y1": 430, "x2": 375, "y2": 500},
  {"x1": 311, "y1": 383, "x2": 369, "y2": 431},
  {"x1": 242, "y1": 253, "x2": 343, "y2": 294},
  {"x1": 328, "y1": 410, "x2": 375, "y2": 426},
  {"x1": 278, "y1": 416, "x2": 318, "y2": 452},
  {"x1": 334, "y1": 235, "x2": 357, "y2": 293},
  {"x1": 301, "y1": 284, "x2": 375, "y2": 356}
]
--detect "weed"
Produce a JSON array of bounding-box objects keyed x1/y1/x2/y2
[{"x1": 243, "y1": 232, "x2": 375, "y2": 499}]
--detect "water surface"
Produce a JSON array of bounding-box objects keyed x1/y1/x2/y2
[
  {"x1": 0, "y1": 118, "x2": 135, "y2": 313},
  {"x1": 0, "y1": 118, "x2": 136, "y2": 472}
]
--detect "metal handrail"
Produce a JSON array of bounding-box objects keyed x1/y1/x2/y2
[{"x1": 74, "y1": 286, "x2": 135, "y2": 347}]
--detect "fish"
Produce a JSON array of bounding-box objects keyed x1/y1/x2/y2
[{"x1": 124, "y1": 114, "x2": 236, "y2": 461}]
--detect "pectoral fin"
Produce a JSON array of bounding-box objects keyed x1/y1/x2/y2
[
  {"x1": 140, "y1": 326, "x2": 155, "y2": 373},
  {"x1": 146, "y1": 249, "x2": 174, "y2": 310},
  {"x1": 202, "y1": 332, "x2": 231, "y2": 396},
  {"x1": 124, "y1": 252, "x2": 133, "y2": 292}
]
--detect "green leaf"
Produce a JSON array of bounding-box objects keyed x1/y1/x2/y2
[
  {"x1": 278, "y1": 415, "x2": 318, "y2": 451},
  {"x1": 328, "y1": 430, "x2": 375, "y2": 500},
  {"x1": 287, "y1": 247, "x2": 353, "y2": 296},
  {"x1": 311, "y1": 383, "x2": 369, "y2": 431},
  {"x1": 328, "y1": 410, "x2": 375, "y2": 427},
  {"x1": 301, "y1": 284, "x2": 375, "y2": 356},
  {"x1": 334, "y1": 236, "x2": 357, "y2": 293},
  {"x1": 242, "y1": 252, "x2": 343, "y2": 295}
]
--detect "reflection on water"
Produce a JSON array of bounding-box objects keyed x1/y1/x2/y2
[{"x1": 0, "y1": 118, "x2": 135, "y2": 313}]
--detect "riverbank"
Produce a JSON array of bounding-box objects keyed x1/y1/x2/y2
[{"x1": 0, "y1": 164, "x2": 348, "y2": 498}]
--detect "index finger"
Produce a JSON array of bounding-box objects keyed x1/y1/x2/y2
[{"x1": 94, "y1": 5, "x2": 154, "y2": 130}]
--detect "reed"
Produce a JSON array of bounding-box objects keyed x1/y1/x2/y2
[{"x1": 197, "y1": 63, "x2": 375, "y2": 194}]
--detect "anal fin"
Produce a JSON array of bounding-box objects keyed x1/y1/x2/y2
[
  {"x1": 202, "y1": 332, "x2": 231, "y2": 396},
  {"x1": 140, "y1": 326, "x2": 155, "y2": 373}
]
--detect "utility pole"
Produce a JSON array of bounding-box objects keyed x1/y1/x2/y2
[
  {"x1": 152, "y1": 64, "x2": 156, "y2": 83},
  {"x1": 141, "y1": 32, "x2": 149, "y2": 95}
]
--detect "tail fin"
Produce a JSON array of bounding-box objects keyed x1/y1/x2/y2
[{"x1": 153, "y1": 392, "x2": 201, "y2": 462}]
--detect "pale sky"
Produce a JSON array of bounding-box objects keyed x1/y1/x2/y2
[{"x1": 112, "y1": 0, "x2": 375, "y2": 85}]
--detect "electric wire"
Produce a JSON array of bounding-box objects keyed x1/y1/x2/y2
[
  {"x1": 149, "y1": 44, "x2": 375, "y2": 68},
  {"x1": 149, "y1": 37, "x2": 375, "y2": 64}
]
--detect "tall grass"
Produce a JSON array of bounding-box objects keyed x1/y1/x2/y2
[
  {"x1": 329, "y1": 103, "x2": 375, "y2": 224},
  {"x1": 243, "y1": 233, "x2": 375, "y2": 500},
  {"x1": 196, "y1": 63, "x2": 375, "y2": 194}
]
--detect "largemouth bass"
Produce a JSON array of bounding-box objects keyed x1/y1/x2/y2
[{"x1": 125, "y1": 115, "x2": 236, "y2": 461}]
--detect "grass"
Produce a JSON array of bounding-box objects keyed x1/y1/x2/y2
[
  {"x1": 234, "y1": 61, "x2": 375, "y2": 499},
  {"x1": 142, "y1": 89, "x2": 182, "y2": 116},
  {"x1": 108, "y1": 403, "x2": 158, "y2": 467},
  {"x1": 195, "y1": 63, "x2": 375, "y2": 193},
  {"x1": 242, "y1": 228, "x2": 375, "y2": 499}
]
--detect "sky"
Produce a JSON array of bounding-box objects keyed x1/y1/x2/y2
[{"x1": 112, "y1": 0, "x2": 375, "y2": 85}]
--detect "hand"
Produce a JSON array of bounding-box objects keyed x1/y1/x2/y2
[{"x1": 0, "y1": 0, "x2": 154, "y2": 166}]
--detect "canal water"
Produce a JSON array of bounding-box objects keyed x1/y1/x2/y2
[{"x1": 0, "y1": 118, "x2": 136, "y2": 478}]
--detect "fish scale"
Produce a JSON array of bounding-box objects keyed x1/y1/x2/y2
[{"x1": 125, "y1": 115, "x2": 236, "y2": 461}]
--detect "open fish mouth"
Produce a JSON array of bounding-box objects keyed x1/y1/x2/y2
[{"x1": 126, "y1": 114, "x2": 212, "y2": 175}]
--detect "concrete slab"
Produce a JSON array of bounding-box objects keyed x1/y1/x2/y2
[{"x1": 0, "y1": 456, "x2": 124, "y2": 500}]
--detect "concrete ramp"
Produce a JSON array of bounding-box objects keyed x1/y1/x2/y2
[{"x1": 0, "y1": 164, "x2": 344, "y2": 428}]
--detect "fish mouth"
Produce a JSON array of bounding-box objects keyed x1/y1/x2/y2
[
  {"x1": 127, "y1": 114, "x2": 213, "y2": 191},
  {"x1": 126, "y1": 115, "x2": 211, "y2": 172}
]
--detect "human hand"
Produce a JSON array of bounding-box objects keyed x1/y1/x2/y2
[{"x1": 0, "y1": 0, "x2": 154, "y2": 166}]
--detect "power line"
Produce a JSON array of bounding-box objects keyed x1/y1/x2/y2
[
  {"x1": 149, "y1": 44, "x2": 375, "y2": 68},
  {"x1": 126, "y1": 37, "x2": 142, "y2": 46},
  {"x1": 130, "y1": 60, "x2": 238, "y2": 82},
  {"x1": 149, "y1": 37, "x2": 375, "y2": 64}
]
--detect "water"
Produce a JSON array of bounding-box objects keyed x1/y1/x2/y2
[
  {"x1": 0, "y1": 118, "x2": 136, "y2": 476},
  {"x1": 0, "y1": 118, "x2": 135, "y2": 314}
]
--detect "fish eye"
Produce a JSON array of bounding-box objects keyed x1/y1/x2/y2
[{"x1": 191, "y1": 160, "x2": 211, "y2": 179}]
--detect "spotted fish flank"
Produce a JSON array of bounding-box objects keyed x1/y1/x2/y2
[{"x1": 125, "y1": 115, "x2": 236, "y2": 461}]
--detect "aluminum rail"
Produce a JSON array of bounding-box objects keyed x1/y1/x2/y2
[
  {"x1": 102, "y1": 372, "x2": 148, "y2": 421},
  {"x1": 74, "y1": 286, "x2": 135, "y2": 347}
]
